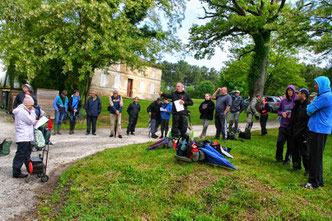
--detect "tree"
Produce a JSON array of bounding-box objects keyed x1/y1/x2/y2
[
  {"x1": 195, "y1": 80, "x2": 216, "y2": 98},
  {"x1": 0, "y1": 0, "x2": 185, "y2": 100},
  {"x1": 188, "y1": 0, "x2": 289, "y2": 97}
]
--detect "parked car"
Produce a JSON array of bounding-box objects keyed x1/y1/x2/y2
[{"x1": 265, "y1": 96, "x2": 280, "y2": 113}]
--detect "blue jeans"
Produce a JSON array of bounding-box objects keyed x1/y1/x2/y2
[
  {"x1": 54, "y1": 111, "x2": 66, "y2": 126},
  {"x1": 70, "y1": 112, "x2": 78, "y2": 125}
]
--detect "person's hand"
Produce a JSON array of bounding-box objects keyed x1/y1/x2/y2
[
  {"x1": 288, "y1": 113, "x2": 291, "y2": 119},
  {"x1": 148, "y1": 112, "x2": 151, "y2": 116},
  {"x1": 74, "y1": 109, "x2": 77, "y2": 113},
  {"x1": 202, "y1": 106, "x2": 207, "y2": 110},
  {"x1": 179, "y1": 100, "x2": 184, "y2": 105},
  {"x1": 116, "y1": 110, "x2": 119, "y2": 116},
  {"x1": 159, "y1": 91, "x2": 163, "y2": 95},
  {"x1": 282, "y1": 112, "x2": 287, "y2": 118},
  {"x1": 218, "y1": 88, "x2": 222, "y2": 91}
]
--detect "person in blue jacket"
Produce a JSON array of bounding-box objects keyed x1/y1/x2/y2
[
  {"x1": 109, "y1": 90, "x2": 123, "y2": 138},
  {"x1": 85, "y1": 90, "x2": 102, "y2": 135},
  {"x1": 53, "y1": 90, "x2": 68, "y2": 135},
  {"x1": 160, "y1": 98, "x2": 172, "y2": 138},
  {"x1": 301, "y1": 76, "x2": 332, "y2": 189}
]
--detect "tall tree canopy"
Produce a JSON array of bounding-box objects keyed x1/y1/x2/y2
[
  {"x1": 0, "y1": 0, "x2": 185, "y2": 96},
  {"x1": 188, "y1": 0, "x2": 289, "y2": 97}
]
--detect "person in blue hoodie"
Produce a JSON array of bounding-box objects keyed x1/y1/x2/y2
[
  {"x1": 276, "y1": 85, "x2": 296, "y2": 164},
  {"x1": 53, "y1": 90, "x2": 68, "y2": 135},
  {"x1": 68, "y1": 90, "x2": 82, "y2": 134},
  {"x1": 301, "y1": 76, "x2": 332, "y2": 189},
  {"x1": 160, "y1": 98, "x2": 172, "y2": 138}
]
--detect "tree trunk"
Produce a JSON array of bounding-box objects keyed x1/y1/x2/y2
[{"x1": 248, "y1": 30, "x2": 271, "y2": 98}]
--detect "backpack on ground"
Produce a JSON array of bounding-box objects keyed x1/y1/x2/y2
[
  {"x1": 0, "y1": 139, "x2": 12, "y2": 156},
  {"x1": 239, "y1": 131, "x2": 251, "y2": 139}
]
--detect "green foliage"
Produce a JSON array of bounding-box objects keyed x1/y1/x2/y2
[
  {"x1": 195, "y1": 80, "x2": 216, "y2": 98},
  {"x1": 38, "y1": 130, "x2": 332, "y2": 220}
]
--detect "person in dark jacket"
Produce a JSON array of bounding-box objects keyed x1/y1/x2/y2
[
  {"x1": 147, "y1": 98, "x2": 162, "y2": 138},
  {"x1": 13, "y1": 84, "x2": 37, "y2": 109},
  {"x1": 160, "y1": 82, "x2": 194, "y2": 139},
  {"x1": 127, "y1": 97, "x2": 141, "y2": 136},
  {"x1": 259, "y1": 96, "x2": 270, "y2": 136},
  {"x1": 53, "y1": 90, "x2": 68, "y2": 135},
  {"x1": 85, "y1": 90, "x2": 102, "y2": 135},
  {"x1": 109, "y1": 90, "x2": 123, "y2": 138},
  {"x1": 68, "y1": 90, "x2": 82, "y2": 134},
  {"x1": 287, "y1": 88, "x2": 310, "y2": 175},
  {"x1": 229, "y1": 90, "x2": 244, "y2": 134},
  {"x1": 160, "y1": 98, "x2": 172, "y2": 138},
  {"x1": 199, "y1": 93, "x2": 215, "y2": 139},
  {"x1": 276, "y1": 85, "x2": 296, "y2": 164}
]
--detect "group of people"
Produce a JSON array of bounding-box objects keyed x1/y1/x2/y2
[{"x1": 10, "y1": 77, "x2": 332, "y2": 191}]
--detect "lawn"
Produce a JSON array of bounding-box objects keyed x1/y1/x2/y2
[
  {"x1": 62, "y1": 97, "x2": 278, "y2": 129},
  {"x1": 37, "y1": 129, "x2": 331, "y2": 220}
]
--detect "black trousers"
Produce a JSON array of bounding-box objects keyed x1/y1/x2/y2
[
  {"x1": 172, "y1": 115, "x2": 188, "y2": 139},
  {"x1": 215, "y1": 113, "x2": 227, "y2": 139},
  {"x1": 87, "y1": 116, "x2": 97, "y2": 134},
  {"x1": 290, "y1": 134, "x2": 310, "y2": 171},
  {"x1": 12, "y1": 142, "x2": 32, "y2": 175},
  {"x1": 260, "y1": 114, "x2": 268, "y2": 135},
  {"x1": 127, "y1": 115, "x2": 138, "y2": 133},
  {"x1": 308, "y1": 132, "x2": 327, "y2": 188},
  {"x1": 161, "y1": 119, "x2": 170, "y2": 136},
  {"x1": 276, "y1": 127, "x2": 291, "y2": 162}
]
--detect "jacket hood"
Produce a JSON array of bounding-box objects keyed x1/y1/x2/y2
[
  {"x1": 285, "y1": 85, "x2": 296, "y2": 101},
  {"x1": 13, "y1": 104, "x2": 29, "y2": 115},
  {"x1": 315, "y1": 76, "x2": 331, "y2": 95}
]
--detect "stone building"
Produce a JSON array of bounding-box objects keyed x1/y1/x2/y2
[{"x1": 90, "y1": 63, "x2": 162, "y2": 100}]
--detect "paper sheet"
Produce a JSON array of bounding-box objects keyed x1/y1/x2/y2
[
  {"x1": 34, "y1": 116, "x2": 49, "y2": 129},
  {"x1": 174, "y1": 100, "x2": 184, "y2": 112}
]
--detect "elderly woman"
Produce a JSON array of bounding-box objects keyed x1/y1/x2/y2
[{"x1": 12, "y1": 95, "x2": 36, "y2": 178}]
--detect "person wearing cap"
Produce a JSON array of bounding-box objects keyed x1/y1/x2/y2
[
  {"x1": 126, "y1": 97, "x2": 141, "y2": 136},
  {"x1": 160, "y1": 98, "x2": 173, "y2": 138},
  {"x1": 68, "y1": 90, "x2": 82, "y2": 134},
  {"x1": 108, "y1": 90, "x2": 123, "y2": 138},
  {"x1": 13, "y1": 84, "x2": 37, "y2": 109},
  {"x1": 12, "y1": 95, "x2": 36, "y2": 178},
  {"x1": 276, "y1": 85, "x2": 296, "y2": 164},
  {"x1": 309, "y1": 92, "x2": 317, "y2": 103},
  {"x1": 147, "y1": 98, "x2": 162, "y2": 138},
  {"x1": 259, "y1": 96, "x2": 271, "y2": 136},
  {"x1": 85, "y1": 90, "x2": 102, "y2": 135},
  {"x1": 287, "y1": 88, "x2": 310, "y2": 175},
  {"x1": 245, "y1": 94, "x2": 261, "y2": 135},
  {"x1": 229, "y1": 90, "x2": 244, "y2": 134},
  {"x1": 301, "y1": 76, "x2": 332, "y2": 189},
  {"x1": 199, "y1": 93, "x2": 215, "y2": 139},
  {"x1": 159, "y1": 82, "x2": 193, "y2": 139},
  {"x1": 53, "y1": 90, "x2": 68, "y2": 135}
]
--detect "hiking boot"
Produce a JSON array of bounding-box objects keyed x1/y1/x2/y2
[
  {"x1": 109, "y1": 134, "x2": 114, "y2": 137},
  {"x1": 151, "y1": 134, "x2": 158, "y2": 139},
  {"x1": 13, "y1": 173, "x2": 28, "y2": 178},
  {"x1": 118, "y1": 135, "x2": 122, "y2": 138}
]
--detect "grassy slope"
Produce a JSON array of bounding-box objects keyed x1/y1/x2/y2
[
  {"x1": 38, "y1": 130, "x2": 331, "y2": 220},
  {"x1": 63, "y1": 98, "x2": 278, "y2": 129}
]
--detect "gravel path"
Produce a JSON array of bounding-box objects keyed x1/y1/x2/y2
[{"x1": 0, "y1": 111, "x2": 280, "y2": 220}]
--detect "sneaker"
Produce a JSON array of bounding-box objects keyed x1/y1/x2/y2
[
  {"x1": 131, "y1": 132, "x2": 135, "y2": 135},
  {"x1": 109, "y1": 134, "x2": 114, "y2": 137},
  {"x1": 13, "y1": 173, "x2": 28, "y2": 178},
  {"x1": 118, "y1": 135, "x2": 122, "y2": 138},
  {"x1": 300, "y1": 183, "x2": 316, "y2": 189}
]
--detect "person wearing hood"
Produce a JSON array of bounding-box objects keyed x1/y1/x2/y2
[
  {"x1": 160, "y1": 82, "x2": 193, "y2": 139},
  {"x1": 276, "y1": 85, "x2": 296, "y2": 164},
  {"x1": 12, "y1": 95, "x2": 36, "y2": 178},
  {"x1": 147, "y1": 98, "x2": 162, "y2": 138},
  {"x1": 13, "y1": 84, "x2": 37, "y2": 109},
  {"x1": 160, "y1": 98, "x2": 173, "y2": 138},
  {"x1": 85, "y1": 90, "x2": 102, "y2": 135},
  {"x1": 301, "y1": 76, "x2": 332, "y2": 189},
  {"x1": 68, "y1": 90, "x2": 82, "y2": 134},
  {"x1": 53, "y1": 90, "x2": 68, "y2": 135},
  {"x1": 229, "y1": 90, "x2": 244, "y2": 134},
  {"x1": 199, "y1": 93, "x2": 215, "y2": 139}
]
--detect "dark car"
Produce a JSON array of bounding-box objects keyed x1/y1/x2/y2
[{"x1": 265, "y1": 96, "x2": 280, "y2": 113}]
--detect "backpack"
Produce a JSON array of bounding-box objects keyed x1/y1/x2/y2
[
  {"x1": 239, "y1": 131, "x2": 251, "y2": 139},
  {"x1": 34, "y1": 129, "x2": 46, "y2": 149},
  {"x1": 0, "y1": 139, "x2": 12, "y2": 156}
]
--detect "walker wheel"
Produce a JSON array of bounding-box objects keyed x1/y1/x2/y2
[
  {"x1": 41, "y1": 175, "x2": 49, "y2": 182},
  {"x1": 37, "y1": 174, "x2": 42, "y2": 178}
]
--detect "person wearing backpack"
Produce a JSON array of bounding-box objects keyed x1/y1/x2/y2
[
  {"x1": 199, "y1": 93, "x2": 215, "y2": 139},
  {"x1": 52, "y1": 90, "x2": 68, "y2": 135},
  {"x1": 259, "y1": 96, "x2": 270, "y2": 136},
  {"x1": 68, "y1": 90, "x2": 82, "y2": 134},
  {"x1": 109, "y1": 90, "x2": 123, "y2": 138},
  {"x1": 160, "y1": 98, "x2": 172, "y2": 138},
  {"x1": 12, "y1": 95, "x2": 36, "y2": 178},
  {"x1": 85, "y1": 90, "x2": 102, "y2": 135},
  {"x1": 127, "y1": 97, "x2": 141, "y2": 136}
]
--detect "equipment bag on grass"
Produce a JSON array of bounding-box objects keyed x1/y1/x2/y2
[{"x1": 0, "y1": 139, "x2": 12, "y2": 156}]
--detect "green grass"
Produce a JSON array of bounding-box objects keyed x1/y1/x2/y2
[
  {"x1": 38, "y1": 130, "x2": 331, "y2": 220},
  {"x1": 61, "y1": 97, "x2": 278, "y2": 129}
]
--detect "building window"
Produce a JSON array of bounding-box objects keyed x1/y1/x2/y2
[
  {"x1": 140, "y1": 81, "x2": 145, "y2": 93},
  {"x1": 114, "y1": 75, "x2": 120, "y2": 89},
  {"x1": 100, "y1": 73, "x2": 107, "y2": 87},
  {"x1": 150, "y1": 83, "x2": 155, "y2": 94},
  {"x1": 152, "y1": 70, "x2": 156, "y2": 78}
]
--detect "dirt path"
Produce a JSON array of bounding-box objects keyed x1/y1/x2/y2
[{"x1": 0, "y1": 111, "x2": 280, "y2": 220}]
